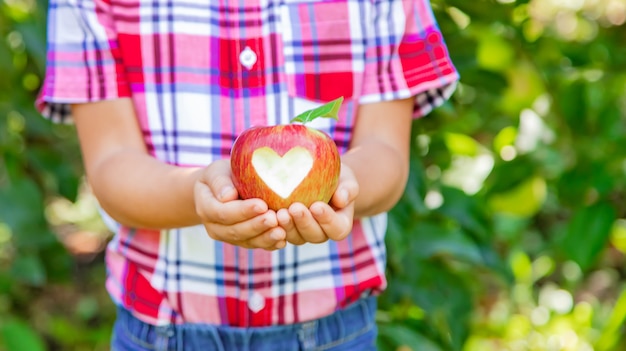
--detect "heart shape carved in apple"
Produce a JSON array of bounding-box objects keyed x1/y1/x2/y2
[{"x1": 251, "y1": 146, "x2": 313, "y2": 199}]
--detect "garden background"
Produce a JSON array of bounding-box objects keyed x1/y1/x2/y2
[{"x1": 2, "y1": 0, "x2": 626, "y2": 350}]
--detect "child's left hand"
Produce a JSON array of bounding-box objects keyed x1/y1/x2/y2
[{"x1": 276, "y1": 164, "x2": 359, "y2": 245}]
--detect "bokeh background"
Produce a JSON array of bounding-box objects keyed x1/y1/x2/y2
[{"x1": 2, "y1": 0, "x2": 626, "y2": 350}]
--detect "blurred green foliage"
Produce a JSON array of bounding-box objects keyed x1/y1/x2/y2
[
  {"x1": 1, "y1": 0, "x2": 114, "y2": 350},
  {"x1": 379, "y1": 1, "x2": 626, "y2": 350},
  {"x1": 1, "y1": 0, "x2": 626, "y2": 350}
]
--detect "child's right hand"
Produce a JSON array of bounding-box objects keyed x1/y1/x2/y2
[{"x1": 194, "y1": 159, "x2": 287, "y2": 250}]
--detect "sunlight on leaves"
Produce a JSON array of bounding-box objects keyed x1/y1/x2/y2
[
  {"x1": 477, "y1": 32, "x2": 515, "y2": 72},
  {"x1": 442, "y1": 154, "x2": 494, "y2": 195},
  {"x1": 489, "y1": 176, "x2": 547, "y2": 217},
  {"x1": 1, "y1": 319, "x2": 46, "y2": 351}
]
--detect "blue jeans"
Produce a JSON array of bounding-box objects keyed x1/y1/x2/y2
[{"x1": 111, "y1": 297, "x2": 378, "y2": 351}]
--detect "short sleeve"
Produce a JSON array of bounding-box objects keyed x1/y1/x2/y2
[
  {"x1": 36, "y1": 0, "x2": 130, "y2": 123},
  {"x1": 359, "y1": 0, "x2": 459, "y2": 118}
]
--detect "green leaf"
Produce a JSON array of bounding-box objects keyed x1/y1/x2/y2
[
  {"x1": 560, "y1": 202, "x2": 616, "y2": 271},
  {"x1": 596, "y1": 286, "x2": 626, "y2": 351},
  {"x1": 389, "y1": 263, "x2": 473, "y2": 351},
  {"x1": 290, "y1": 96, "x2": 343, "y2": 124},
  {"x1": 1, "y1": 319, "x2": 46, "y2": 351},
  {"x1": 476, "y1": 31, "x2": 515, "y2": 72},
  {"x1": 483, "y1": 155, "x2": 536, "y2": 195},
  {"x1": 27, "y1": 146, "x2": 81, "y2": 201},
  {"x1": 437, "y1": 186, "x2": 490, "y2": 242},
  {"x1": 378, "y1": 324, "x2": 443, "y2": 351},
  {"x1": 0, "y1": 179, "x2": 57, "y2": 248},
  {"x1": 0, "y1": 41, "x2": 12, "y2": 77},
  {"x1": 16, "y1": 21, "x2": 47, "y2": 73},
  {"x1": 408, "y1": 221, "x2": 485, "y2": 265},
  {"x1": 444, "y1": 133, "x2": 479, "y2": 156},
  {"x1": 39, "y1": 241, "x2": 73, "y2": 283},
  {"x1": 11, "y1": 254, "x2": 46, "y2": 286},
  {"x1": 488, "y1": 176, "x2": 547, "y2": 218},
  {"x1": 0, "y1": 179, "x2": 44, "y2": 229},
  {"x1": 559, "y1": 79, "x2": 587, "y2": 135}
]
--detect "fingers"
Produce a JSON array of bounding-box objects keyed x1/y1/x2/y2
[
  {"x1": 206, "y1": 209, "x2": 276, "y2": 239},
  {"x1": 278, "y1": 164, "x2": 359, "y2": 245},
  {"x1": 310, "y1": 202, "x2": 354, "y2": 241},
  {"x1": 204, "y1": 210, "x2": 286, "y2": 250},
  {"x1": 330, "y1": 164, "x2": 359, "y2": 209},
  {"x1": 198, "y1": 159, "x2": 238, "y2": 202},
  {"x1": 196, "y1": 160, "x2": 357, "y2": 249},
  {"x1": 287, "y1": 164, "x2": 357, "y2": 243},
  {"x1": 289, "y1": 203, "x2": 329, "y2": 244},
  {"x1": 206, "y1": 225, "x2": 286, "y2": 251},
  {"x1": 279, "y1": 202, "x2": 354, "y2": 245},
  {"x1": 244, "y1": 227, "x2": 287, "y2": 251},
  {"x1": 195, "y1": 160, "x2": 268, "y2": 225},
  {"x1": 195, "y1": 160, "x2": 285, "y2": 250},
  {"x1": 199, "y1": 195, "x2": 268, "y2": 226},
  {"x1": 277, "y1": 208, "x2": 306, "y2": 245}
]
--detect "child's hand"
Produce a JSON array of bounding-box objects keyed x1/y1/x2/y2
[
  {"x1": 194, "y1": 159, "x2": 286, "y2": 250},
  {"x1": 277, "y1": 164, "x2": 359, "y2": 245}
]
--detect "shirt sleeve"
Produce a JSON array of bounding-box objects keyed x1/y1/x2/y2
[
  {"x1": 359, "y1": 0, "x2": 459, "y2": 118},
  {"x1": 36, "y1": 0, "x2": 130, "y2": 123}
]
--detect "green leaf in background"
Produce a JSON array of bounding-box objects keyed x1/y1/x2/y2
[
  {"x1": 0, "y1": 179, "x2": 44, "y2": 230},
  {"x1": 0, "y1": 40, "x2": 12, "y2": 76},
  {"x1": 595, "y1": 286, "x2": 626, "y2": 351},
  {"x1": 557, "y1": 165, "x2": 593, "y2": 207},
  {"x1": 483, "y1": 155, "x2": 537, "y2": 195},
  {"x1": 407, "y1": 264, "x2": 473, "y2": 351},
  {"x1": 0, "y1": 179, "x2": 56, "y2": 248},
  {"x1": 437, "y1": 186, "x2": 490, "y2": 241},
  {"x1": 476, "y1": 31, "x2": 515, "y2": 72},
  {"x1": 408, "y1": 220, "x2": 484, "y2": 265},
  {"x1": 456, "y1": 68, "x2": 508, "y2": 96},
  {"x1": 290, "y1": 96, "x2": 343, "y2": 124},
  {"x1": 492, "y1": 126, "x2": 517, "y2": 154},
  {"x1": 559, "y1": 79, "x2": 587, "y2": 135},
  {"x1": 378, "y1": 324, "x2": 443, "y2": 351},
  {"x1": 15, "y1": 21, "x2": 47, "y2": 72},
  {"x1": 1, "y1": 319, "x2": 46, "y2": 351},
  {"x1": 444, "y1": 133, "x2": 480, "y2": 156},
  {"x1": 435, "y1": 187, "x2": 514, "y2": 282},
  {"x1": 597, "y1": 103, "x2": 624, "y2": 140},
  {"x1": 500, "y1": 63, "x2": 545, "y2": 115},
  {"x1": 488, "y1": 176, "x2": 547, "y2": 218},
  {"x1": 560, "y1": 202, "x2": 617, "y2": 271},
  {"x1": 10, "y1": 254, "x2": 46, "y2": 286},
  {"x1": 27, "y1": 146, "x2": 81, "y2": 202}
]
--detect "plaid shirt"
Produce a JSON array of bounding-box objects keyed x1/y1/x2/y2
[{"x1": 38, "y1": 0, "x2": 458, "y2": 326}]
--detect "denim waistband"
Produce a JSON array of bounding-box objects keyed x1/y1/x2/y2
[{"x1": 114, "y1": 296, "x2": 377, "y2": 351}]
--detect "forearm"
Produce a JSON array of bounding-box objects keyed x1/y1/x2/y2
[
  {"x1": 342, "y1": 97, "x2": 414, "y2": 218},
  {"x1": 86, "y1": 151, "x2": 203, "y2": 229},
  {"x1": 71, "y1": 98, "x2": 204, "y2": 229},
  {"x1": 342, "y1": 139, "x2": 409, "y2": 218}
]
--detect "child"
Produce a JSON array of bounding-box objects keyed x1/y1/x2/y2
[{"x1": 38, "y1": 0, "x2": 458, "y2": 349}]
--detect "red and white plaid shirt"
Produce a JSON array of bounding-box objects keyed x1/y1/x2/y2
[{"x1": 38, "y1": 0, "x2": 458, "y2": 326}]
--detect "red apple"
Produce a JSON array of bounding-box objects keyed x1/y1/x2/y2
[
  {"x1": 230, "y1": 124, "x2": 341, "y2": 211},
  {"x1": 230, "y1": 97, "x2": 344, "y2": 210}
]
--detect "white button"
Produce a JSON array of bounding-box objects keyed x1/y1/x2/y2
[
  {"x1": 239, "y1": 46, "x2": 257, "y2": 70},
  {"x1": 248, "y1": 292, "x2": 265, "y2": 313}
]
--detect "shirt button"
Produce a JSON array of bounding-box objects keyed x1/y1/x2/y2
[
  {"x1": 239, "y1": 46, "x2": 257, "y2": 70},
  {"x1": 248, "y1": 292, "x2": 265, "y2": 313}
]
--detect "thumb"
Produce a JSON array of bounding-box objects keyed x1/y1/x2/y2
[
  {"x1": 202, "y1": 159, "x2": 239, "y2": 202},
  {"x1": 331, "y1": 165, "x2": 358, "y2": 209}
]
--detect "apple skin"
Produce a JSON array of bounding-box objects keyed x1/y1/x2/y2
[{"x1": 230, "y1": 124, "x2": 341, "y2": 211}]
